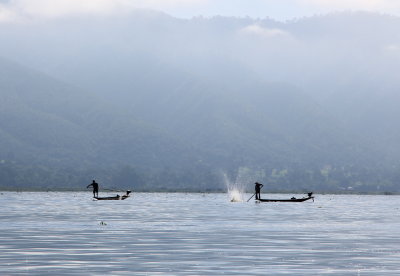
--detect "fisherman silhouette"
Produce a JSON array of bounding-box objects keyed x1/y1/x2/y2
[
  {"x1": 255, "y1": 182, "x2": 264, "y2": 200},
  {"x1": 87, "y1": 180, "x2": 99, "y2": 198}
]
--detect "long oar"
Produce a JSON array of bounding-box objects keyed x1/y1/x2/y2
[{"x1": 247, "y1": 192, "x2": 256, "y2": 202}]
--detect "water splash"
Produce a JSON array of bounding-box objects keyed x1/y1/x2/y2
[
  {"x1": 223, "y1": 167, "x2": 263, "y2": 202},
  {"x1": 223, "y1": 169, "x2": 257, "y2": 202},
  {"x1": 229, "y1": 189, "x2": 244, "y2": 202}
]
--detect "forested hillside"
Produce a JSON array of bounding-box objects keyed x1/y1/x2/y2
[{"x1": 1, "y1": 12, "x2": 400, "y2": 193}]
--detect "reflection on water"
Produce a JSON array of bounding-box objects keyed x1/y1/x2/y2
[{"x1": 1, "y1": 192, "x2": 400, "y2": 275}]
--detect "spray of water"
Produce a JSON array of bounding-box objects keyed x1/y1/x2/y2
[
  {"x1": 229, "y1": 189, "x2": 244, "y2": 202},
  {"x1": 223, "y1": 168, "x2": 256, "y2": 202}
]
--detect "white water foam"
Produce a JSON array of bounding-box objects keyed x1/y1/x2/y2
[{"x1": 223, "y1": 168, "x2": 258, "y2": 202}]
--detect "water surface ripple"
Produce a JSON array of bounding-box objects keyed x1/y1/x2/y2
[{"x1": 1, "y1": 192, "x2": 399, "y2": 275}]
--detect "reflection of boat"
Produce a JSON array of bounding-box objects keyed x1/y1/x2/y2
[
  {"x1": 94, "y1": 190, "x2": 131, "y2": 201},
  {"x1": 256, "y1": 193, "x2": 314, "y2": 203}
]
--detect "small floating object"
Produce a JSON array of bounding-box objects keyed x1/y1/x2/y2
[{"x1": 100, "y1": 221, "x2": 107, "y2": 226}]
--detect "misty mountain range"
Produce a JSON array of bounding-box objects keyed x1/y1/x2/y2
[{"x1": 1, "y1": 11, "x2": 400, "y2": 192}]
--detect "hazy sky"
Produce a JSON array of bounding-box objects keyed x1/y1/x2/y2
[{"x1": 1, "y1": 0, "x2": 400, "y2": 22}]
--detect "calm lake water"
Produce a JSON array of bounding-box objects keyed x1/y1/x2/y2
[{"x1": 0, "y1": 192, "x2": 400, "y2": 275}]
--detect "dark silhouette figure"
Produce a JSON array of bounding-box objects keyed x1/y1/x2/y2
[
  {"x1": 255, "y1": 182, "x2": 264, "y2": 200},
  {"x1": 87, "y1": 180, "x2": 99, "y2": 198}
]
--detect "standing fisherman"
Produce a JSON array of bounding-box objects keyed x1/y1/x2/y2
[
  {"x1": 87, "y1": 180, "x2": 99, "y2": 198},
  {"x1": 255, "y1": 182, "x2": 264, "y2": 200}
]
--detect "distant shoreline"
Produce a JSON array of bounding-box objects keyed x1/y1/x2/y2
[{"x1": 0, "y1": 189, "x2": 398, "y2": 195}]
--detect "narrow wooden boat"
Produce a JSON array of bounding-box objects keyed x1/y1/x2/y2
[
  {"x1": 256, "y1": 193, "x2": 314, "y2": 203},
  {"x1": 94, "y1": 190, "x2": 131, "y2": 200},
  {"x1": 257, "y1": 196, "x2": 314, "y2": 202}
]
